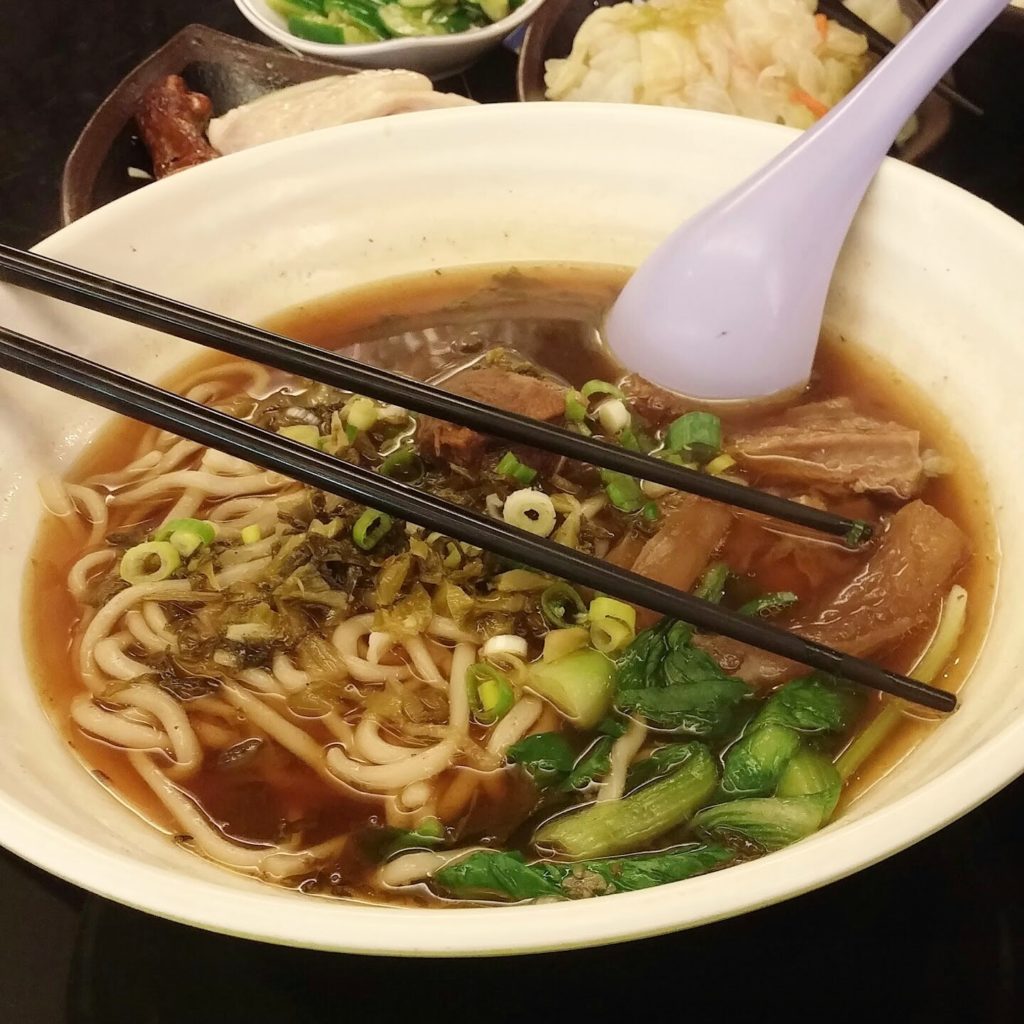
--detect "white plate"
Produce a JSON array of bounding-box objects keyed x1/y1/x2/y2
[{"x1": 0, "y1": 103, "x2": 1021, "y2": 956}]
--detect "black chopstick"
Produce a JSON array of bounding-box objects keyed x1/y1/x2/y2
[
  {"x1": 817, "y1": 0, "x2": 984, "y2": 117},
  {"x1": 0, "y1": 325, "x2": 955, "y2": 713},
  {"x1": 0, "y1": 244, "x2": 871, "y2": 546}
]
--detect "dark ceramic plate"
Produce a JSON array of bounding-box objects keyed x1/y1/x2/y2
[
  {"x1": 61, "y1": 25, "x2": 363, "y2": 225},
  {"x1": 60, "y1": 24, "x2": 519, "y2": 225},
  {"x1": 516, "y1": 0, "x2": 953, "y2": 166}
]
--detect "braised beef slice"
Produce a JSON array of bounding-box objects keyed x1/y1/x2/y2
[
  {"x1": 620, "y1": 494, "x2": 734, "y2": 629},
  {"x1": 697, "y1": 500, "x2": 969, "y2": 686},
  {"x1": 417, "y1": 366, "x2": 566, "y2": 467},
  {"x1": 729, "y1": 398, "x2": 924, "y2": 499},
  {"x1": 619, "y1": 374, "x2": 700, "y2": 427},
  {"x1": 136, "y1": 75, "x2": 219, "y2": 179}
]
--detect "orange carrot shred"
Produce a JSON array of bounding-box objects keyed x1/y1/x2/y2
[
  {"x1": 815, "y1": 12, "x2": 829, "y2": 41},
  {"x1": 791, "y1": 88, "x2": 830, "y2": 119}
]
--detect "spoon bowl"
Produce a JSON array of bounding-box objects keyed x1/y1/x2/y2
[{"x1": 605, "y1": 0, "x2": 1008, "y2": 401}]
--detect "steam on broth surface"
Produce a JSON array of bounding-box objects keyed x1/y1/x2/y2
[{"x1": 25, "y1": 264, "x2": 995, "y2": 907}]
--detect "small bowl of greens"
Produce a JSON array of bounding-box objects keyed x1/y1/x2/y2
[{"x1": 235, "y1": 0, "x2": 548, "y2": 78}]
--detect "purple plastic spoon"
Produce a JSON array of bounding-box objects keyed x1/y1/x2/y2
[{"x1": 605, "y1": 0, "x2": 1007, "y2": 401}]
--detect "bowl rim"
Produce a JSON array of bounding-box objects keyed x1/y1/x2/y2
[
  {"x1": 234, "y1": 0, "x2": 549, "y2": 55},
  {"x1": 5, "y1": 102, "x2": 1024, "y2": 956}
]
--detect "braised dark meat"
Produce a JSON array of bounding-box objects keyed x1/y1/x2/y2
[
  {"x1": 618, "y1": 374, "x2": 698, "y2": 426},
  {"x1": 611, "y1": 494, "x2": 734, "y2": 629},
  {"x1": 136, "y1": 75, "x2": 219, "y2": 179},
  {"x1": 417, "y1": 366, "x2": 566, "y2": 467},
  {"x1": 729, "y1": 398, "x2": 924, "y2": 499},
  {"x1": 698, "y1": 500, "x2": 970, "y2": 685}
]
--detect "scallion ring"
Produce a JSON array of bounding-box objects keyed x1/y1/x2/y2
[
  {"x1": 580, "y1": 380, "x2": 625, "y2": 402},
  {"x1": 119, "y1": 541, "x2": 182, "y2": 585},
  {"x1": 502, "y1": 489, "x2": 556, "y2": 537},
  {"x1": 541, "y1": 582, "x2": 587, "y2": 628},
  {"x1": 466, "y1": 662, "x2": 515, "y2": 725},
  {"x1": 495, "y1": 451, "x2": 538, "y2": 486},
  {"x1": 588, "y1": 596, "x2": 637, "y2": 654},
  {"x1": 352, "y1": 508, "x2": 393, "y2": 550}
]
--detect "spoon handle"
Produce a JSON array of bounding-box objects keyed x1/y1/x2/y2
[{"x1": 812, "y1": 0, "x2": 1007, "y2": 166}]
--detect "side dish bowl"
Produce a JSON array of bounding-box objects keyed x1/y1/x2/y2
[
  {"x1": 516, "y1": 0, "x2": 952, "y2": 166},
  {"x1": 234, "y1": 0, "x2": 549, "y2": 77},
  {"x1": 0, "y1": 103, "x2": 1021, "y2": 956}
]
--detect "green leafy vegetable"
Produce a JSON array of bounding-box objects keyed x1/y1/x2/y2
[
  {"x1": 434, "y1": 851, "x2": 563, "y2": 902},
  {"x1": 566, "y1": 736, "x2": 614, "y2": 790},
  {"x1": 507, "y1": 733, "x2": 613, "y2": 792},
  {"x1": 382, "y1": 817, "x2": 446, "y2": 859},
  {"x1": 623, "y1": 742, "x2": 704, "y2": 794},
  {"x1": 737, "y1": 591, "x2": 799, "y2": 618},
  {"x1": 528, "y1": 648, "x2": 616, "y2": 729},
  {"x1": 694, "y1": 750, "x2": 842, "y2": 853},
  {"x1": 720, "y1": 676, "x2": 850, "y2": 797},
  {"x1": 693, "y1": 562, "x2": 730, "y2": 604},
  {"x1": 614, "y1": 620, "x2": 751, "y2": 736},
  {"x1": 664, "y1": 412, "x2": 722, "y2": 463},
  {"x1": 506, "y1": 733, "x2": 575, "y2": 789},
  {"x1": 431, "y1": 844, "x2": 734, "y2": 902},
  {"x1": 533, "y1": 741, "x2": 718, "y2": 858}
]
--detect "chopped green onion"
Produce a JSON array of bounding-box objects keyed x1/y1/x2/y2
[
  {"x1": 346, "y1": 397, "x2": 379, "y2": 432},
  {"x1": 599, "y1": 470, "x2": 645, "y2": 512},
  {"x1": 496, "y1": 451, "x2": 538, "y2": 485},
  {"x1": 665, "y1": 412, "x2": 722, "y2": 464},
  {"x1": 641, "y1": 500, "x2": 660, "y2": 521},
  {"x1": 352, "y1": 508, "x2": 393, "y2": 550},
  {"x1": 502, "y1": 489, "x2": 556, "y2": 537},
  {"x1": 694, "y1": 562, "x2": 730, "y2": 604},
  {"x1": 379, "y1": 444, "x2": 423, "y2": 481},
  {"x1": 466, "y1": 663, "x2": 515, "y2": 725},
  {"x1": 154, "y1": 518, "x2": 216, "y2": 545},
  {"x1": 589, "y1": 596, "x2": 637, "y2": 654},
  {"x1": 596, "y1": 399, "x2": 631, "y2": 435},
  {"x1": 277, "y1": 424, "x2": 322, "y2": 447},
  {"x1": 240, "y1": 524, "x2": 262, "y2": 545},
  {"x1": 737, "y1": 591, "x2": 798, "y2": 618},
  {"x1": 704, "y1": 452, "x2": 736, "y2": 476},
  {"x1": 541, "y1": 582, "x2": 587, "y2": 628},
  {"x1": 119, "y1": 541, "x2": 181, "y2": 585},
  {"x1": 581, "y1": 380, "x2": 625, "y2": 401},
  {"x1": 564, "y1": 390, "x2": 587, "y2": 423},
  {"x1": 844, "y1": 520, "x2": 873, "y2": 547}
]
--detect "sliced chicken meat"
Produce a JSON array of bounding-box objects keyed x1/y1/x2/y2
[
  {"x1": 698, "y1": 500, "x2": 970, "y2": 685},
  {"x1": 729, "y1": 397, "x2": 925, "y2": 499},
  {"x1": 208, "y1": 71, "x2": 476, "y2": 155}
]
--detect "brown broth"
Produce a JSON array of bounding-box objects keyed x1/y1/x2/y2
[{"x1": 23, "y1": 263, "x2": 997, "y2": 904}]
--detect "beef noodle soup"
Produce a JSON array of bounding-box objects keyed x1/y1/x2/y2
[{"x1": 25, "y1": 264, "x2": 995, "y2": 907}]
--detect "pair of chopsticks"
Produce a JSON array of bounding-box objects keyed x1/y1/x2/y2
[
  {"x1": 819, "y1": 0, "x2": 983, "y2": 117},
  {"x1": 0, "y1": 245, "x2": 955, "y2": 713}
]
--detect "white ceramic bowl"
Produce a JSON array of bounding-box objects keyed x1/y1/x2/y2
[
  {"x1": 234, "y1": 0, "x2": 548, "y2": 78},
  {"x1": 1, "y1": 104, "x2": 1022, "y2": 956}
]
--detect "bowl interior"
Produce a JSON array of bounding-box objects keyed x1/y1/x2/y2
[{"x1": 2, "y1": 103, "x2": 1022, "y2": 955}]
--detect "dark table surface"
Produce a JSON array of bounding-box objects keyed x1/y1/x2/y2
[{"x1": 2, "y1": 3, "x2": 1024, "y2": 1022}]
